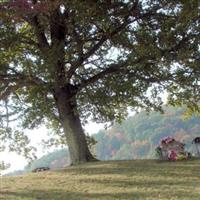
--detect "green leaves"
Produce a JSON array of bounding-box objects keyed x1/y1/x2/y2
[{"x1": 0, "y1": 161, "x2": 10, "y2": 171}]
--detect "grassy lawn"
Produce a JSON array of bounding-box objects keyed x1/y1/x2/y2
[{"x1": 1, "y1": 159, "x2": 200, "y2": 200}]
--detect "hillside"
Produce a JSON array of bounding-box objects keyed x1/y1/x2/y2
[
  {"x1": 1, "y1": 159, "x2": 200, "y2": 200},
  {"x1": 94, "y1": 106, "x2": 200, "y2": 160},
  {"x1": 6, "y1": 106, "x2": 200, "y2": 175}
]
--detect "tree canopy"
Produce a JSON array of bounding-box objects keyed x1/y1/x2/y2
[{"x1": 0, "y1": 0, "x2": 199, "y2": 164}]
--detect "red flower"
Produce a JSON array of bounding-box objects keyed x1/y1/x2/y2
[
  {"x1": 168, "y1": 150, "x2": 177, "y2": 161},
  {"x1": 160, "y1": 136, "x2": 175, "y2": 145}
]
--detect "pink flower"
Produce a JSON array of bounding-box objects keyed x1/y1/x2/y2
[
  {"x1": 168, "y1": 150, "x2": 177, "y2": 161},
  {"x1": 160, "y1": 136, "x2": 175, "y2": 145}
]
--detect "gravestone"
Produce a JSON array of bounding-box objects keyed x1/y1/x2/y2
[
  {"x1": 192, "y1": 137, "x2": 200, "y2": 157},
  {"x1": 156, "y1": 137, "x2": 188, "y2": 160}
]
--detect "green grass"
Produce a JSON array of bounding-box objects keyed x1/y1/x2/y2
[{"x1": 1, "y1": 159, "x2": 200, "y2": 200}]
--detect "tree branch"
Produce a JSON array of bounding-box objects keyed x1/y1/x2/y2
[
  {"x1": 66, "y1": 2, "x2": 140, "y2": 80},
  {"x1": 27, "y1": 15, "x2": 49, "y2": 51},
  {"x1": 77, "y1": 62, "x2": 128, "y2": 90},
  {"x1": 77, "y1": 56, "x2": 173, "y2": 90},
  {"x1": 0, "y1": 72, "x2": 48, "y2": 100},
  {"x1": 0, "y1": 85, "x2": 20, "y2": 101},
  {"x1": 0, "y1": 73, "x2": 47, "y2": 86}
]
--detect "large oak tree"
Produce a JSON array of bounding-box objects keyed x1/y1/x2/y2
[{"x1": 0, "y1": 0, "x2": 199, "y2": 164}]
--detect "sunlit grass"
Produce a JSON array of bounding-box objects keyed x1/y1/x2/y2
[{"x1": 1, "y1": 159, "x2": 200, "y2": 200}]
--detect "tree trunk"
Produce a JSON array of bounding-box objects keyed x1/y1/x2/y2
[{"x1": 53, "y1": 86, "x2": 97, "y2": 165}]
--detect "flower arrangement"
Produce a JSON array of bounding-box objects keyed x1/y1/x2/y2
[
  {"x1": 168, "y1": 150, "x2": 177, "y2": 161},
  {"x1": 160, "y1": 136, "x2": 175, "y2": 145},
  {"x1": 156, "y1": 136, "x2": 189, "y2": 161},
  {"x1": 177, "y1": 153, "x2": 188, "y2": 161}
]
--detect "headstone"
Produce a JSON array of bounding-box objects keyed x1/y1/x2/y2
[
  {"x1": 156, "y1": 136, "x2": 188, "y2": 160},
  {"x1": 192, "y1": 137, "x2": 200, "y2": 156}
]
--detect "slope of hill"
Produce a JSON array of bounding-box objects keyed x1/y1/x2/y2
[
  {"x1": 1, "y1": 159, "x2": 200, "y2": 200},
  {"x1": 5, "y1": 149, "x2": 70, "y2": 176},
  {"x1": 24, "y1": 149, "x2": 70, "y2": 172},
  {"x1": 7, "y1": 106, "x2": 200, "y2": 175}
]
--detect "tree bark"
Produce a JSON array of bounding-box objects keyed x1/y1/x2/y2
[{"x1": 53, "y1": 85, "x2": 97, "y2": 165}]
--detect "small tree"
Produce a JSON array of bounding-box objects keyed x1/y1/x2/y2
[
  {"x1": 0, "y1": 161, "x2": 10, "y2": 172},
  {"x1": 0, "y1": 0, "x2": 199, "y2": 165}
]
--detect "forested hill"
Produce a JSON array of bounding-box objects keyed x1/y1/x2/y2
[
  {"x1": 7, "y1": 106, "x2": 200, "y2": 175},
  {"x1": 94, "y1": 106, "x2": 200, "y2": 160}
]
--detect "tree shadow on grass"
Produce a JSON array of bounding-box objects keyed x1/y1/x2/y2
[
  {"x1": 81, "y1": 178, "x2": 199, "y2": 189},
  {"x1": 2, "y1": 160, "x2": 200, "y2": 200},
  {"x1": 59, "y1": 160, "x2": 200, "y2": 179},
  {"x1": 0, "y1": 190, "x2": 147, "y2": 200},
  {"x1": 1, "y1": 189, "x2": 200, "y2": 200}
]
